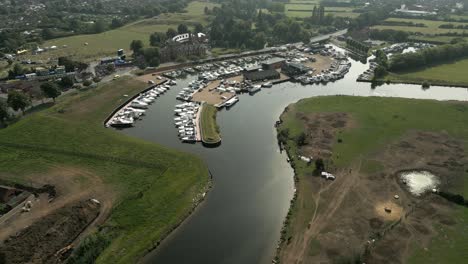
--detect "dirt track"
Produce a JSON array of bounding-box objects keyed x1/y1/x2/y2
[{"x1": 278, "y1": 111, "x2": 467, "y2": 264}]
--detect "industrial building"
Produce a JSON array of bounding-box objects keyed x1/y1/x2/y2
[{"x1": 281, "y1": 63, "x2": 311, "y2": 77}]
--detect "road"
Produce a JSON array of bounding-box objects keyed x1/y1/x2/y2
[{"x1": 310, "y1": 29, "x2": 348, "y2": 43}]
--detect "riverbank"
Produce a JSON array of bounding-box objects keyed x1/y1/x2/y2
[
  {"x1": 365, "y1": 57, "x2": 468, "y2": 89},
  {"x1": 275, "y1": 96, "x2": 468, "y2": 264},
  {"x1": 0, "y1": 77, "x2": 210, "y2": 264},
  {"x1": 199, "y1": 103, "x2": 221, "y2": 146}
]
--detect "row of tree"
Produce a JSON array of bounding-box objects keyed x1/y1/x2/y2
[
  {"x1": 346, "y1": 38, "x2": 370, "y2": 54},
  {"x1": 389, "y1": 41, "x2": 468, "y2": 72}
]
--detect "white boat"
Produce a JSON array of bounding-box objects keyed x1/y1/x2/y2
[
  {"x1": 110, "y1": 117, "x2": 133, "y2": 127},
  {"x1": 131, "y1": 101, "x2": 148, "y2": 109},
  {"x1": 224, "y1": 96, "x2": 239, "y2": 107},
  {"x1": 181, "y1": 136, "x2": 196, "y2": 143},
  {"x1": 262, "y1": 82, "x2": 273, "y2": 88}
]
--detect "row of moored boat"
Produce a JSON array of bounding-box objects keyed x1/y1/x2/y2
[
  {"x1": 107, "y1": 81, "x2": 176, "y2": 127},
  {"x1": 174, "y1": 102, "x2": 200, "y2": 142}
]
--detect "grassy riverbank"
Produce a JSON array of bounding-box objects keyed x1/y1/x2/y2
[
  {"x1": 384, "y1": 57, "x2": 468, "y2": 87},
  {"x1": 200, "y1": 104, "x2": 221, "y2": 144},
  {"x1": 276, "y1": 96, "x2": 468, "y2": 263},
  {"x1": 0, "y1": 77, "x2": 210, "y2": 263}
]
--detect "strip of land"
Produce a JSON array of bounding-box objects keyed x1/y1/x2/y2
[
  {"x1": 276, "y1": 96, "x2": 468, "y2": 264},
  {"x1": 200, "y1": 103, "x2": 221, "y2": 145}
]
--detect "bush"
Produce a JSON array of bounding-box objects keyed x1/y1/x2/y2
[
  {"x1": 92, "y1": 77, "x2": 102, "y2": 83},
  {"x1": 83, "y1": 80, "x2": 93, "y2": 87},
  {"x1": 295, "y1": 132, "x2": 307, "y2": 146},
  {"x1": 67, "y1": 233, "x2": 111, "y2": 264},
  {"x1": 175, "y1": 56, "x2": 187, "y2": 63},
  {"x1": 422, "y1": 81, "x2": 430, "y2": 89}
]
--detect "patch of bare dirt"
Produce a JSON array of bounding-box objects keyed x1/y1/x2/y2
[
  {"x1": 279, "y1": 114, "x2": 467, "y2": 264},
  {"x1": 0, "y1": 199, "x2": 100, "y2": 264},
  {"x1": 0, "y1": 166, "x2": 115, "y2": 246},
  {"x1": 297, "y1": 112, "x2": 355, "y2": 159}
]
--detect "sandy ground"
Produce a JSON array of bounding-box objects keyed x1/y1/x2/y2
[
  {"x1": 278, "y1": 110, "x2": 467, "y2": 264},
  {"x1": 135, "y1": 73, "x2": 167, "y2": 84},
  {"x1": 304, "y1": 54, "x2": 333, "y2": 76},
  {"x1": 192, "y1": 79, "x2": 236, "y2": 105}
]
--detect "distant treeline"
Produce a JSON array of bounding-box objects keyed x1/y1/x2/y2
[
  {"x1": 439, "y1": 23, "x2": 468, "y2": 29},
  {"x1": 380, "y1": 21, "x2": 427, "y2": 27},
  {"x1": 389, "y1": 41, "x2": 468, "y2": 72},
  {"x1": 370, "y1": 29, "x2": 409, "y2": 42}
]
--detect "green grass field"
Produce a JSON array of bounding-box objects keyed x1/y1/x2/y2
[
  {"x1": 278, "y1": 96, "x2": 468, "y2": 262},
  {"x1": 386, "y1": 57, "x2": 468, "y2": 87},
  {"x1": 19, "y1": 1, "x2": 219, "y2": 62},
  {"x1": 0, "y1": 77, "x2": 209, "y2": 263},
  {"x1": 372, "y1": 17, "x2": 468, "y2": 35},
  {"x1": 200, "y1": 104, "x2": 221, "y2": 144}
]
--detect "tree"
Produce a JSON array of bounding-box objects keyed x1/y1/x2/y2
[
  {"x1": 0, "y1": 101, "x2": 8, "y2": 125},
  {"x1": 194, "y1": 23, "x2": 204, "y2": 33},
  {"x1": 141, "y1": 47, "x2": 160, "y2": 67},
  {"x1": 8, "y1": 64, "x2": 24, "y2": 79},
  {"x1": 166, "y1": 28, "x2": 177, "y2": 39},
  {"x1": 42, "y1": 28, "x2": 54, "y2": 40},
  {"x1": 177, "y1": 24, "x2": 189, "y2": 34},
  {"x1": 295, "y1": 132, "x2": 307, "y2": 146},
  {"x1": 59, "y1": 76, "x2": 74, "y2": 88},
  {"x1": 93, "y1": 20, "x2": 106, "y2": 34},
  {"x1": 58, "y1": 57, "x2": 88, "y2": 72},
  {"x1": 374, "y1": 65, "x2": 387, "y2": 78},
  {"x1": 40, "y1": 82, "x2": 61, "y2": 102},
  {"x1": 7, "y1": 90, "x2": 30, "y2": 114},
  {"x1": 111, "y1": 18, "x2": 124, "y2": 29},
  {"x1": 130, "y1": 40, "x2": 144, "y2": 55},
  {"x1": 149, "y1": 32, "x2": 166, "y2": 47},
  {"x1": 314, "y1": 158, "x2": 325, "y2": 175}
]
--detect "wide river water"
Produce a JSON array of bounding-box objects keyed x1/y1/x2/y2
[{"x1": 122, "y1": 56, "x2": 468, "y2": 264}]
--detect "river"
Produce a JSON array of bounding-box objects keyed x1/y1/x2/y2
[{"x1": 121, "y1": 56, "x2": 468, "y2": 264}]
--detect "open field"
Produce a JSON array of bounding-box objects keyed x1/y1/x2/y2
[
  {"x1": 200, "y1": 104, "x2": 221, "y2": 144},
  {"x1": 277, "y1": 96, "x2": 468, "y2": 263},
  {"x1": 17, "y1": 1, "x2": 219, "y2": 62},
  {"x1": 0, "y1": 77, "x2": 209, "y2": 263},
  {"x1": 386, "y1": 57, "x2": 468, "y2": 87},
  {"x1": 372, "y1": 18, "x2": 468, "y2": 35}
]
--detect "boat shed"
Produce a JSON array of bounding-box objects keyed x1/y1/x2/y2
[
  {"x1": 281, "y1": 62, "x2": 311, "y2": 77},
  {"x1": 243, "y1": 69, "x2": 280, "y2": 82},
  {"x1": 262, "y1": 57, "x2": 286, "y2": 70}
]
